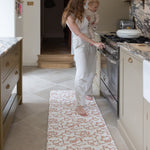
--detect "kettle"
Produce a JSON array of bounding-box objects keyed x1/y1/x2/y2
[{"x1": 120, "y1": 20, "x2": 135, "y2": 29}]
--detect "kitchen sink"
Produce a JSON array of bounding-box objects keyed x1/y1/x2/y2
[{"x1": 143, "y1": 60, "x2": 150, "y2": 103}]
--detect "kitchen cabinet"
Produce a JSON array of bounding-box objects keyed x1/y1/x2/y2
[
  {"x1": 118, "y1": 46, "x2": 144, "y2": 150},
  {"x1": 144, "y1": 99, "x2": 150, "y2": 150},
  {"x1": 0, "y1": 38, "x2": 22, "y2": 150}
]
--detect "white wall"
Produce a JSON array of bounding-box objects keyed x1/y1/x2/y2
[
  {"x1": 0, "y1": 0, "x2": 15, "y2": 37},
  {"x1": 97, "y1": 0, "x2": 129, "y2": 33},
  {"x1": 23, "y1": 0, "x2": 40, "y2": 66}
]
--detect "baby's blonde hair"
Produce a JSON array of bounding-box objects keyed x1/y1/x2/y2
[{"x1": 88, "y1": 0, "x2": 99, "y2": 6}]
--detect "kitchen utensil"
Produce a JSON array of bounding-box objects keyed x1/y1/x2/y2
[
  {"x1": 116, "y1": 29, "x2": 141, "y2": 38},
  {"x1": 120, "y1": 20, "x2": 135, "y2": 29}
]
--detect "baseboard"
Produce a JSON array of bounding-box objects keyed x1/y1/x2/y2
[
  {"x1": 117, "y1": 120, "x2": 136, "y2": 150},
  {"x1": 23, "y1": 62, "x2": 38, "y2": 66}
]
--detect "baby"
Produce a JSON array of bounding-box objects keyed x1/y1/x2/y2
[{"x1": 85, "y1": 0, "x2": 99, "y2": 40}]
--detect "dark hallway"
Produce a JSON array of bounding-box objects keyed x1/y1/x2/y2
[{"x1": 41, "y1": 0, "x2": 71, "y2": 55}]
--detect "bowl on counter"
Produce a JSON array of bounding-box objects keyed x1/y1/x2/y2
[{"x1": 116, "y1": 29, "x2": 141, "y2": 38}]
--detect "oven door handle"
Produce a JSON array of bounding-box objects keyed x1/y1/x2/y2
[
  {"x1": 107, "y1": 56, "x2": 118, "y2": 65},
  {"x1": 100, "y1": 49, "x2": 107, "y2": 57},
  {"x1": 100, "y1": 50, "x2": 118, "y2": 65}
]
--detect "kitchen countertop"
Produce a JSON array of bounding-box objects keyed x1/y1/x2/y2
[
  {"x1": 119, "y1": 42, "x2": 150, "y2": 61},
  {"x1": 0, "y1": 37, "x2": 22, "y2": 56}
]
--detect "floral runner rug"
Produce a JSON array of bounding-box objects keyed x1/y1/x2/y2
[{"x1": 47, "y1": 90, "x2": 117, "y2": 150}]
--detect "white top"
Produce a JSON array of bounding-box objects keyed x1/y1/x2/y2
[{"x1": 67, "y1": 15, "x2": 90, "y2": 54}]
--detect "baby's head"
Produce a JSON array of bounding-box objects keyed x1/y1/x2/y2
[{"x1": 88, "y1": 0, "x2": 99, "y2": 12}]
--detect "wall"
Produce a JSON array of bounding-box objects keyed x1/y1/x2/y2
[
  {"x1": 23, "y1": 0, "x2": 40, "y2": 66},
  {"x1": 0, "y1": 0, "x2": 15, "y2": 37},
  {"x1": 43, "y1": 0, "x2": 64, "y2": 38},
  {"x1": 23, "y1": 0, "x2": 64, "y2": 66},
  {"x1": 131, "y1": 0, "x2": 150, "y2": 38},
  {"x1": 97, "y1": 0, "x2": 129, "y2": 33}
]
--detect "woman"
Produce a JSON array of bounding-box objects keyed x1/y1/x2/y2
[{"x1": 62, "y1": 0, "x2": 105, "y2": 116}]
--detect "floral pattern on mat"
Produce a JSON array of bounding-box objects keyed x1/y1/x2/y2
[{"x1": 47, "y1": 90, "x2": 117, "y2": 150}]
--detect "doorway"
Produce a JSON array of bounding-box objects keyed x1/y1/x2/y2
[{"x1": 41, "y1": 0, "x2": 70, "y2": 55}]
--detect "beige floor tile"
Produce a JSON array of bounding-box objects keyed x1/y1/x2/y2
[
  {"x1": 58, "y1": 79, "x2": 75, "y2": 90},
  {"x1": 40, "y1": 71, "x2": 74, "y2": 83},
  {"x1": 4, "y1": 121, "x2": 47, "y2": 150},
  {"x1": 35, "y1": 85, "x2": 71, "y2": 100},
  {"x1": 23, "y1": 76, "x2": 55, "y2": 93},
  {"x1": 20, "y1": 110, "x2": 48, "y2": 133},
  {"x1": 13, "y1": 97, "x2": 48, "y2": 124}
]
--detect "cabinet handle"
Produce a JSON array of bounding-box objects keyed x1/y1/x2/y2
[
  {"x1": 6, "y1": 84, "x2": 10, "y2": 89},
  {"x1": 128, "y1": 57, "x2": 133, "y2": 63},
  {"x1": 15, "y1": 70, "x2": 18, "y2": 75},
  {"x1": 5, "y1": 62, "x2": 10, "y2": 67}
]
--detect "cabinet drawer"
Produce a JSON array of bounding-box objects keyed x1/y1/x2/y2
[
  {"x1": 1, "y1": 65, "x2": 20, "y2": 109},
  {"x1": 1, "y1": 44, "x2": 20, "y2": 81},
  {"x1": 3, "y1": 95, "x2": 18, "y2": 140}
]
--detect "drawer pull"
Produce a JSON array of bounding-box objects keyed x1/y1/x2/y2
[
  {"x1": 6, "y1": 84, "x2": 10, "y2": 89},
  {"x1": 128, "y1": 57, "x2": 133, "y2": 63},
  {"x1": 15, "y1": 71, "x2": 18, "y2": 75},
  {"x1": 5, "y1": 62, "x2": 10, "y2": 67}
]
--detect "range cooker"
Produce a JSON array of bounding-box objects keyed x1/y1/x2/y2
[{"x1": 99, "y1": 33, "x2": 150, "y2": 116}]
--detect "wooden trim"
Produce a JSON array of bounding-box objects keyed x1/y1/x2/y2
[{"x1": 17, "y1": 40, "x2": 23, "y2": 105}]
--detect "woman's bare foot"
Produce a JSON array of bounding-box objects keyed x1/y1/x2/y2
[
  {"x1": 86, "y1": 95, "x2": 93, "y2": 100},
  {"x1": 75, "y1": 106, "x2": 88, "y2": 116}
]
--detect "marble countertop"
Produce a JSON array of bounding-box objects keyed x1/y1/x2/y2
[
  {"x1": 0, "y1": 37, "x2": 22, "y2": 56},
  {"x1": 119, "y1": 42, "x2": 150, "y2": 61}
]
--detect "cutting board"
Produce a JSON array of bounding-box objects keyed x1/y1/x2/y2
[{"x1": 129, "y1": 43, "x2": 150, "y2": 52}]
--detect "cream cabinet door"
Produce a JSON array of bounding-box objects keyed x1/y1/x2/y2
[
  {"x1": 121, "y1": 51, "x2": 143, "y2": 150},
  {"x1": 144, "y1": 99, "x2": 150, "y2": 150}
]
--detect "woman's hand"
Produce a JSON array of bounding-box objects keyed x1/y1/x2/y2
[{"x1": 93, "y1": 42, "x2": 105, "y2": 49}]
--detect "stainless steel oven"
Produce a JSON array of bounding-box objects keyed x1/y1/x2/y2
[
  {"x1": 99, "y1": 46, "x2": 119, "y2": 115},
  {"x1": 99, "y1": 33, "x2": 150, "y2": 116}
]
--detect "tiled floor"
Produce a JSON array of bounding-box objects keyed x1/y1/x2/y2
[{"x1": 3, "y1": 67, "x2": 129, "y2": 150}]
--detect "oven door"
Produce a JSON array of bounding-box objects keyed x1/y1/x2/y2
[{"x1": 100, "y1": 50, "x2": 119, "y2": 101}]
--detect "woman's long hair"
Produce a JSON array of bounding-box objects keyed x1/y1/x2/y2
[{"x1": 62, "y1": 0, "x2": 85, "y2": 27}]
